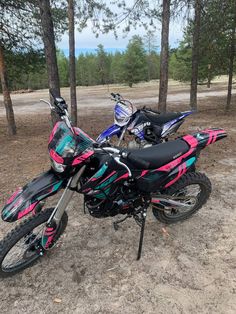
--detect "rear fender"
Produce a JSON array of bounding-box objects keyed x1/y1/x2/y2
[
  {"x1": 161, "y1": 120, "x2": 184, "y2": 137},
  {"x1": 182, "y1": 128, "x2": 227, "y2": 149},
  {"x1": 96, "y1": 124, "x2": 122, "y2": 143},
  {"x1": 180, "y1": 110, "x2": 194, "y2": 118},
  {"x1": 2, "y1": 170, "x2": 65, "y2": 222},
  {"x1": 161, "y1": 111, "x2": 193, "y2": 137},
  {"x1": 162, "y1": 128, "x2": 227, "y2": 189}
]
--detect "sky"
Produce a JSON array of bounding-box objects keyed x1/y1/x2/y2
[{"x1": 58, "y1": 19, "x2": 185, "y2": 56}]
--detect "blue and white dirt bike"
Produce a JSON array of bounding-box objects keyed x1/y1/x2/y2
[{"x1": 97, "y1": 93, "x2": 193, "y2": 148}]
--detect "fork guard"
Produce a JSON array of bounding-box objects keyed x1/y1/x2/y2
[{"x1": 2, "y1": 170, "x2": 65, "y2": 222}]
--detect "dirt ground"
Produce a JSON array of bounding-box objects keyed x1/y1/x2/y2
[
  {"x1": 0, "y1": 85, "x2": 235, "y2": 314},
  {"x1": 0, "y1": 78, "x2": 234, "y2": 117}
]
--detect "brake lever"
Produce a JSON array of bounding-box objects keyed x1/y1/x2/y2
[{"x1": 114, "y1": 156, "x2": 132, "y2": 177}]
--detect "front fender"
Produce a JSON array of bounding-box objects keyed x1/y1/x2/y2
[
  {"x1": 2, "y1": 170, "x2": 65, "y2": 222},
  {"x1": 96, "y1": 124, "x2": 122, "y2": 143}
]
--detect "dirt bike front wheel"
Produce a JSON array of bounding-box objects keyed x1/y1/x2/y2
[{"x1": 0, "y1": 208, "x2": 68, "y2": 277}]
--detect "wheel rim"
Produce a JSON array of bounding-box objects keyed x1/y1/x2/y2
[
  {"x1": 1, "y1": 224, "x2": 45, "y2": 272},
  {"x1": 163, "y1": 184, "x2": 202, "y2": 218}
]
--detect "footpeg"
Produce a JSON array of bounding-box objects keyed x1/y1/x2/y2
[{"x1": 113, "y1": 214, "x2": 131, "y2": 231}]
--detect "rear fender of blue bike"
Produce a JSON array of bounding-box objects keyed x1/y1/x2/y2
[{"x1": 2, "y1": 170, "x2": 65, "y2": 222}]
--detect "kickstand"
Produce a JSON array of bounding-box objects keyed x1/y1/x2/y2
[
  {"x1": 137, "y1": 209, "x2": 147, "y2": 261},
  {"x1": 83, "y1": 198, "x2": 86, "y2": 214}
]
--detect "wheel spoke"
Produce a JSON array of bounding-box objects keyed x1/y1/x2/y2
[{"x1": 2, "y1": 225, "x2": 45, "y2": 270}]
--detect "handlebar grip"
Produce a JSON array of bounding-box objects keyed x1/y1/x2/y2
[
  {"x1": 111, "y1": 92, "x2": 116, "y2": 97},
  {"x1": 127, "y1": 153, "x2": 150, "y2": 169}
]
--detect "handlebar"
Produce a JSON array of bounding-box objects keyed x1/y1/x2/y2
[
  {"x1": 40, "y1": 93, "x2": 74, "y2": 133},
  {"x1": 110, "y1": 92, "x2": 122, "y2": 101},
  {"x1": 110, "y1": 92, "x2": 136, "y2": 117},
  {"x1": 40, "y1": 99, "x2": 54, "y2": 110}
]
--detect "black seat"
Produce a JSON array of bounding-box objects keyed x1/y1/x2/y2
[
  {"x1": 143, "y1": 111, "x2": 183, "y2": 125},
  {"x1": 127, "y1": 139, "x2": 189, "y2": 169}
]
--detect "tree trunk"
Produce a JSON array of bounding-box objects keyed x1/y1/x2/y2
[
  {"x1": 207, "y1": 64, "x2": 211, "y2": 88},
  {"x1": 68, "y1": 0, "x2": 77, "y2": 126},
  {"x1": 225, "y1": 0, "x2": 236, "y2": 112},
  {"x1": 0, "y1": 45, "x2": 16, "y2": 135},
  {"x1": 38, "y1": 0, "x2": 60, "y2": 123},
  {"x1": 207, "y1": 77, "x2": 211, "y2": 88},
  {"x1": 158, "y1": 0, "x2": 170, "y2": 113},
  {"x1": 190, "y1": 0, "x2": 201, "y2": 110}
]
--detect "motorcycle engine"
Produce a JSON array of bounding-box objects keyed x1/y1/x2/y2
[
  {"x1": 128, "y1": 139, "x2": 152, "y2": 149},
  {"x1": 84, "y1": 185, "x2": 145, "y2": 218}
]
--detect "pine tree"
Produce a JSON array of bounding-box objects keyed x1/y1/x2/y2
[
  {"x1": 0, "y1": 0, "x2": 39, "y2": 135},
  {"x1": 57, "y1": 50, "x2": 69, "y2": 87},
  {"x1": 38, "y1": 0, "x2": 61, "y2": 124},
  {"x1": 123, "y1": 36, "x2": 148, "y2": 87},
  {"x1": 96, "y1": 44, "x2": 110, "y2": 85},
  {"x1": 144, "y1": 30, "x2": 159, "y2": 81},
  {"x1": 68, "y1": 0, "x2": 77, "y2": 125}
]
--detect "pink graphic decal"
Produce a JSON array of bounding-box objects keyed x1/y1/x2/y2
[
  {"x1": 151, "y1": 199, "x2": 160, "y2": 204},
  {"x1": 165, "y1": 162, "x2": 187, "y2": 188},
  {"x1": 151, "y1": 129, "x2": 226, "y2": 178},
  {"x1": 99, "y1": 170, "x2": 116, "y2": 184},
  {"x1": 82, "y1": 188, "x2": 92, "y2": 193},
  {"x1": 48, "y1": 122, "x2": 59, "y2": 144},
  {"x1": 201, "y1": 129, "x2": 226, "y2": 146},
  {"x1": 72, "y1": 150, "x2": 94, "y2": 165},
  {"x1": 72, "y1": 158, "x2": 83, "y2": 166},
  {"x1": 182, "y1": 135, "x2": 198, "y2": 148},
  {"x1": 114, "y1": 173, "x2": 129, "y2": 182},
  {"x1": 90, "y1": 177, "x2": 101, "y2": 182},
  {"x1": 206, "y1": 132, "x2": 213, "y2": 146},
  {"x1": 157, "y1": 146, "x2": 195, "y2": 173},
  {"x1": 44, "y1": 228, "x2": 57, "y2": 249},
  {"x1": 49, "y1": 149, "x2": 64, "y2": 164},
  {"x1": 45, "y1": 227, "x2": 54, "y2": 231},
  {"x1": 17, "y1": 202, "x2": 39, "y2": 219},
  {"x1": 6, "y1": 188, "x2": 22, "y2": 204},
  {"x1": 141, "y1": 170, "x2": 149, "y2": 177},
  {"x1": 73, "y1": 127, "x2": 80, "y2": 135}
]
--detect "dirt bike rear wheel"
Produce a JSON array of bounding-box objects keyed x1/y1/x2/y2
[{"x1": 152, "y1": 172, "x2": 211, "y2": 224}]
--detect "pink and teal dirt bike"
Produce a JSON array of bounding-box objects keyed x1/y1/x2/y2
[{"x1": 0, "y1": 93, "x2": 227, "y2": 277}]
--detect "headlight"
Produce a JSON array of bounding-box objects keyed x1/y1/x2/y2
[
  {"x1": 50, "y1": 158, "x2": 66, "y2": 173},
  {"x1": 62, "y1": 145, "x2": 75, "y2": 157}
]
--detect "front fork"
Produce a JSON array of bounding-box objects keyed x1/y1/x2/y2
[
  {"x1": 41, "y1": 166, "x2": 86, "y2": 249},
  {"x1": 117, "y1": 126, "x2": 127, "y2": 146}
]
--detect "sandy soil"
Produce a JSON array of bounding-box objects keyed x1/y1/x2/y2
[{"x1": 0, "y1": 86, "x2": 235, "y2": 314}]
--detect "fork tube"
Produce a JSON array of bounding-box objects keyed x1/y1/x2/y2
[
  {"x1": 47, "y1": 165, "x2": 86, "y2": 225},
  {"x1": 117, "y1": 126, "x2": 127, "y2": 146}
]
